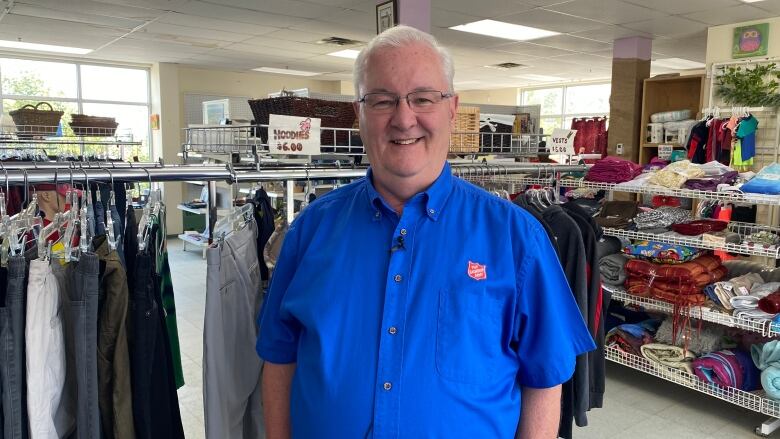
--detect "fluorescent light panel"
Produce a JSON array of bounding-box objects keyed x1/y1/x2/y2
[
  {"x1": 513, "y1": 74, "x2": 566, "y2": 82},
  {"x1": 740, "y1": 0, "x2": 764, "y2": 3},
  {"x1": 652, "y1": 57, "x2": 705, "y2": 69},
  {"x1": 328, "y1": 49, "x2": 361, "y2": 59},
  {"x1": 0, "y1": 40, "x2": 92, "y2": 54},
  {"x1": 450, "y1": 20, "x2": 559, "y2": 41},
  {"x1": 253, "y1": 67, "x2": 321, "y2": 76}
]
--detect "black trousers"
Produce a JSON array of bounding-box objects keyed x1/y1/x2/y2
[{"x1": 129, "y1": 253, "x2": 184, "y2": 439}]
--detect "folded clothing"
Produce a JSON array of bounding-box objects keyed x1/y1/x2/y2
[
  {"x1": 634, "y1": 206, "x2": 692, "y2": 230},
  {"x1": 599, "y1": 253, "x2": 629, "y2": 286},
  {"x1": 640, "y1": 343, "x2": 695, "y2": 374},
  {"x1": 648, "y1": 160, "x2": 706, "y2": 189},
  {"x1": 651, "y1": 109, "x2": 691, "y2": 123},
  {"x1": 585, "y1": 156, "x2": 643, "y2": 183},
  {"x1": 622, "y1": 240, "x2": 703, "y2": 264},
  {"x1": 759, "y1": 291, "x2": 780, "y2": 314},
  {"x1": 606, "y1": 320, "x2": 660, "y2": 355},
  {"x1": 596, "y1": 200, "x2": 639, "y2": 229},
  {"x1": 744, "y1": 230, "x2": 780, "y2": 247},
  {"x1": 706, "y1": 272, "x2": 764, "y2": 310},
  {"x1": 734, "y1": 349, "x2": 761, "y2": 391},
  {"x1": 751, "y1": 340, "x2": 780, "y2": 399},
  {"x1": 684, "y1": 171, "x2": 739, "y2": 192},
  {"x1": 692, "y1": 350, "x2": 744, "y2": 389},
  {"x1": 655, "y1": 318, "x2": 728, "y2": 354},
  {"x1": 671, "y1": 220, "x2": 728, "y2": 236},
  {"x1": 741, "y1": 163, "x2": 780, "y2": 195}
]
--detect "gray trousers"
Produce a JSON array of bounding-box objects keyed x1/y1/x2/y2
[
  {"x1": 53, "y1": 254, "x2": 101, "y2": 439},
  {"x1": 0, "y1": 256, "x2": 28, "y2": 439},
  {"x1": 203, "y1": 222, "x2": 265, "y2": 439}
]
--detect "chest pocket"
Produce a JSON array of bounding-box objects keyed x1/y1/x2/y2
[{"x1": 436, "y1": 286, "x2": 504, "y2": 385}]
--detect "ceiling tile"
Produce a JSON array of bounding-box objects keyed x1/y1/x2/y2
[
  {"x1": 139, "y1": 22, "x2": 254, "y2": 42},
  {"x1": 528, "y1": 34, "x2": 612, "y2": 52},
  {"x1": 753, "y1": 0, "x2": 780, "y2": 14},
  {"x1": 168, "y1": 1, "x2": 310, "y2": 28},
  {"x1": 197, "y1": 0, "x2": 339, "y2": 19},
  {"x1": 498, "y1": 8, "x2": 605, "y2": 33},
  {"x1": 217, "y1": 44, "x2": 319, "y2": 60},
  {"x1": 102, "y1": 37, "x2": 216, "y2": 55},
  {"x1": 622, "y1": 0, "x2": 740, "y2": 15},
  {"x1": 432, "y1": 0, "x2": 534, "y2": 18},
  {"x1": 548, "y1": 52, "x2": 613, "y2": 67},
  {"x1": 683, "y1": 5, "x2": 769, "y2": 26},
  {"x1": 621, "y1": 16, "x2": 708, "y2": 38},
  {"x1": 287, "y1": 19, "x2": 375, "y2": 42},
  {"x1": 11, "y1": 1, "x2": 158, "y2": 25},
  {"x1": 156, "y1": 12, "x2": 281, "y2": 36},
  {"x1": 89, "y1": 0, "x2": 191, "y2": 11},
  {"x1": 570, "y1": 24, "x2": 653, "y2": 42},
  {"x1": 261, "y1": 29, "x2": 334, "y2": 43},
  {"x1": 231, "y1": 37, "x2": 338, "y2": 55},
  {"x1": 492, "y1": 41, "x2": 576, "y2": 57},
  {"x1": 319, "y1": 8, "x2": 375, "y2": 31},
  {"x1": 0, "y1": 14, "x2": 128, "y2": 39},
  {"x1": 431, "y1": 27, "x2": 515, "y2": 49},
  {"x1": 431, "y1": 9, "x2": 485, "y2": 28},
  {"x1": 543, "y1": 0, "x2": 669, "y2": 25},
  {"x1": 650, "y1": 31, "x2": 707, "y2": 61}
]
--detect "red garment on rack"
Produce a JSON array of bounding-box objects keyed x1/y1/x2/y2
[{"x1": 570, "y1": 117, "x2": 607, "y2": 161}]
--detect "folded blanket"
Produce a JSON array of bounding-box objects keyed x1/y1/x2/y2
[
  {"x1": 622, "y1": 240, "x2": 703, "y2": 264},
  {"x1": 596, "y1": 200, "x2": 639, "y2": 229},
  {"x1": 752, "y1": 340, "x2": 780, "y2": 399},
  {"x1": 599, "y1": 253, "x2": 628, "y2": 286},
  {"x1": 634, "y1": 207, "x2": 692, "y2": 230},
  {"x1": 752, "y1": 282, "x2": 780, "y2": 298},
  {"x1": 692, "y1": 350, "x2": 744, "y2": 389},
  {"x1": 640, "y1": 343, "x2": 695, "y2": 374},
  {"x1": 655, "y1": 319, "x2": 727, "y2": 354},
  {"x1": 759, "y1": 291, "x2": 780, "y2": 314},
  {"x1": 586, "y1": 156, "x2": 643, "y2": 183},
  {"x1": 734, "y1": 349, "x2": 761, "y2": 391},
  {"x1": 671, "y1": 220, "x2": 728, "y2": 236},
  {"x1": 606, "y1": 320, "x2": 660, "y2": 355}
]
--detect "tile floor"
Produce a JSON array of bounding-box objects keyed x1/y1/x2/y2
[{"x1": 166, "y1": 239, "x2": 773, "y2": 439}]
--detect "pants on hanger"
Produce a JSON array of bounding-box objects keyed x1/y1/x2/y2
[
  {"x1": 0, "y1": 257, "x2": 28, "y2": 439},
  {"x1": 204, "y1": 221, "x2": 264, "y2": 439},
  {"x1": 94, "y1": 235, "x2": 134, "y2": 439},
  {"x1": 129, "y1": 253, "x2": 184, "y2": 439},
  {"x1": 25, "y1": 259, "x2": 66, "y2": 439},
  {"x1": 123, "y1": 206, "x2": 138, "y2": 295}
]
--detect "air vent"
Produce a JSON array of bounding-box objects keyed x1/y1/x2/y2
[
  {"x1": 488, "y1": 62, "x2": 527, "y2": 69},
  {"x1": 316, "y1": 37, "x2": 364, "y2": 46}
]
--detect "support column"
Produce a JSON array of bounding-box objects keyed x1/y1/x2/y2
[
  {"x1": 608, "y1": 36, "x2": 652, "y2": 162},
  {"x1": 382, "y1": 0, "x2": 430, "y2": 33}
]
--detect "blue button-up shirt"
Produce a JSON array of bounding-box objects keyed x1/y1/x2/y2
[{"x1": 257, "y1": 162, "x2": 595, "y2": 438}]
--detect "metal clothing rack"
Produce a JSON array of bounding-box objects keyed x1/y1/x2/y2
[{"x1": 0, "y1": 161, "x2": 588, "y2": 245}]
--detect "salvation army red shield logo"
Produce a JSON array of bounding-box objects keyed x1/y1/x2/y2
[{"x1": 467, "y1": 261, "x2": 487, "y2": 281}]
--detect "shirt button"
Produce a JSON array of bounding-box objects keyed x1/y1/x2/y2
[
  {"x1": 428, "y1": 208, "x2": 435, "y2": 215},
  {"x1": 383, "y1": 382, "x2": 392, "y2": 391},
  {"x1": 394, "y1": 274, "x2": 402, "y2": 282},
  {"x1": 374, "y1": 212, "x2": 380, "y2": 218},
  {"x1": 400, "y1": 228, "x2": 407, "y2": 235},
  {"x1": 388, "y1": 326, "x2": 397, "y2": 335}
]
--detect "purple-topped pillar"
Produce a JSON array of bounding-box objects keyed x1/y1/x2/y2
[
  {"x1": 608, "y1": 36, "x2": 652, "y2": 161},
  {"x1": 378, "y1": 0, "x2": 430, "y2": 33}
]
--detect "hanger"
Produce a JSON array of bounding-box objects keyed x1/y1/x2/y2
[
  {"x1": 78, "y1": 166, "x2": 91, "y2": 255},
  {"x1": 137, "y1": 168, "x2": 154, "y2": 252},
  {"x1": 102, "y1": 164, "x2": 117, "y2": 251},
  {"x1": 213, "y1": 164, "x2": 253, "y2": 242}
]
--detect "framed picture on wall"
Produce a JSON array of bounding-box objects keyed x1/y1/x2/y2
[
  {"x1": 376, "y1": 0, "x2": 397, "y2": 34},
  {"x1": 732, "y1": 23, "x2": 769, "y2": 59}
]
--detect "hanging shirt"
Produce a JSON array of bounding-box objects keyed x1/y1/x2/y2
[
  {"x1": 736, "y1": 114, "x2": 759, "y2": 162},
  {"x1": 686, "y1": 120, "x2": 709, "y2": 164},
  {"x1": 256, "y1": 162, "x2": 595, "y2": 439}
]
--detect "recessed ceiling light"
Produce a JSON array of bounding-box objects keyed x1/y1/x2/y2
[
  {"x1": 450, "y1": 20, "x2": 559, "y2": 41},
  {"x1": 0, "y1": 39, "x2": 92, "y2": 54},
  {"x1": 513, "y1": 74, "x2": 566, "y2": 82},
  {"x1": 328, "y1": 49, "x2": 361, "y2": 59},
  {"x1": 740, "y1": 0, "x2": 764, "y2": 3},
  {"x1": 253, "y1": 67, "x2": 321, "y2": 77},
  {"x1": 652, "y1": 58, "x2": 706, "y2": 69}
]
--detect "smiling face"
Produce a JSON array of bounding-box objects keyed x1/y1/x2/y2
[{"x1": 355, "y1": 42, "x2": 458, "y2": 192}]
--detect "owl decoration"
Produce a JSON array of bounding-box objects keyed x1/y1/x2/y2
[
  {"x1": 733, "y1": 23, "x2": 768, "y2": 58},
  {"x1": 739, "y1": 28, "x2": 762, "y2": 53}
]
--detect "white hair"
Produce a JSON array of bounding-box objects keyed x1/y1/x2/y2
[{"x1": 353, "y1": 25, "x2": 455, "y2": 98}]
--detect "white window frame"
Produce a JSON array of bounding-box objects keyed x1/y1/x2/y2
[{"x1": 521, "y1": 81, "x2": 611, "y2": 131}]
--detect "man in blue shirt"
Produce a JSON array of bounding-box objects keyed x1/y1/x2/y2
[{"x1": 257, "y1": 25, "x2": 595, "y2": 438}]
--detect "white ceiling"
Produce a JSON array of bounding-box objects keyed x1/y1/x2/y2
[{"x1": 0, "y1": 0, "x2": 774, "y2": 89}]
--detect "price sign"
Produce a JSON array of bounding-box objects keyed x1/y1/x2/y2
[
  {"x1": 658, "y1": 144, "x2": 673, "y2": 160},
  {"x1": 550, "y1": 128, "x2": 577, "y2": 155},
  {"x1": 268, "y1": 114, "x2": 321, "y2": 156}
]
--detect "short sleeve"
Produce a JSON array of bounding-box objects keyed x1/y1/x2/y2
[
  {"x1": 256, "y1": 221, "x2": 303, "y2": 364},
  {"x1": 513, "y1": 225, "x2": 596, "y2": 388}
]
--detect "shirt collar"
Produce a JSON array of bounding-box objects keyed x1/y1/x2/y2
[{"x1": 364, "y1": 162, "x2": 453, "y2": 221}]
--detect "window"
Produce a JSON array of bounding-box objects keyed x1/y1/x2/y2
[
  {"x1": 521, "y1": 82, "x2": 610, "y2": 133},
  {"x1": 0, "y1": 58, "x2": 151, "y2": 161}
]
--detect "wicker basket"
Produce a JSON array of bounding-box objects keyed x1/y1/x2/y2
[
  {"x1": 248, "y1": 96, "x2": 356, "y2": 147},
  {"x1": 449, "y1": 106, "x2": 480, "y2": 154},
  {"x1": 9, "y1": 102, "x2": 63, "y2": 139},
  {"x1": 70, "y1": 114, "x2": 118, "y2": 137}
]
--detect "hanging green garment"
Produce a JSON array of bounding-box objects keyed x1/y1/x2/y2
[
  {"x1": 731, "y1": 138, "x2": 754, "y2": 172},
  {"x1": 152, "y1": 208, "x2": 185, "y2": 388}
]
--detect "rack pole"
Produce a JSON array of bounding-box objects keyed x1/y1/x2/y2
[{"x1": 207, "y1": 181, "x2": 217, "y2": 244}]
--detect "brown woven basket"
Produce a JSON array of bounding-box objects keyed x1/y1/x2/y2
[
  {"x1": 248, "y1": 96, "x2": 355, "y2": 147},
  {"x1": 9, "y1": 102, "x2": 63, "y2": 138},
  {"x1": 69, "y1": 114, "x2": 118, "y2": 137}
]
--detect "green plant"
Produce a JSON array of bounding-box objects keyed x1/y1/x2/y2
[{"x1": 716, "y1": 63, "x2": 780, "y2": 107}]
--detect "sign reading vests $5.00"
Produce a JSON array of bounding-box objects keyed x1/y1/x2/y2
[
  {"x1": 269, "y1": 114, "x2": 321, "y2": 156},
  {"x1": 549, "y1": 128, "x2": 577, "y2": 156}
]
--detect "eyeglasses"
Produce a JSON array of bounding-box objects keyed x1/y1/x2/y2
[{"x1": 358, "y1": 90, "x2": 454, "y2": 114}]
